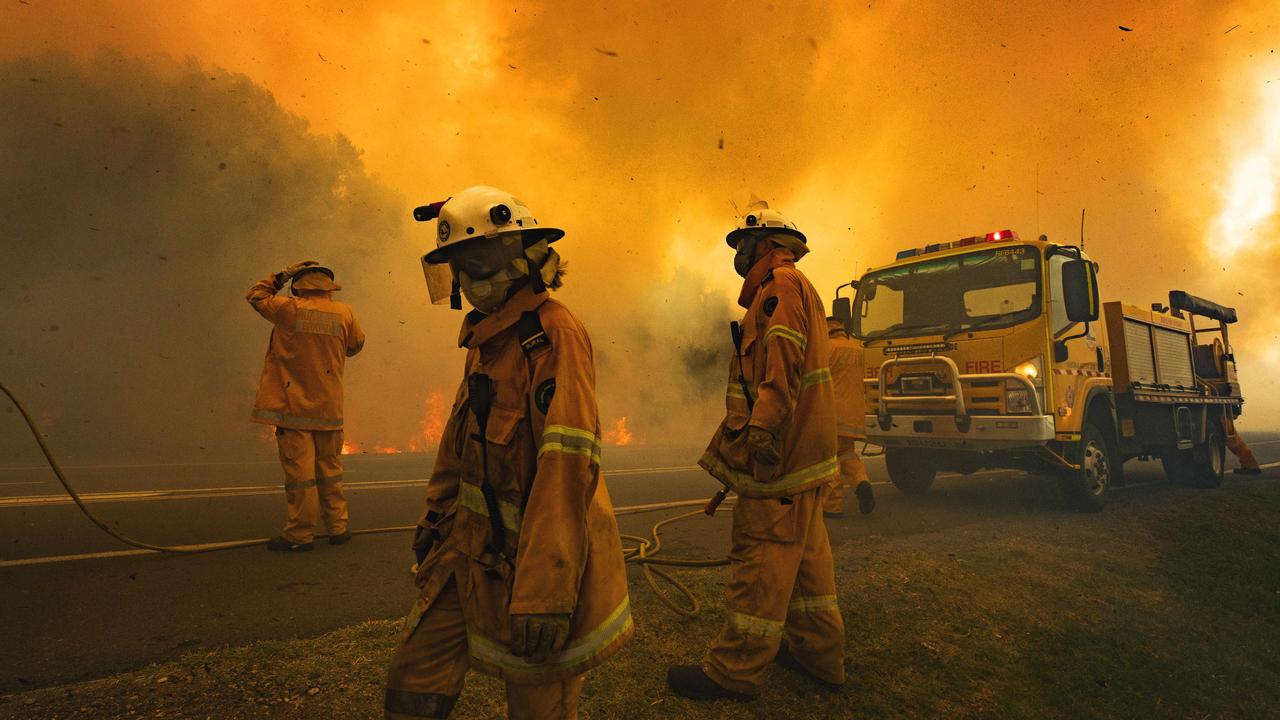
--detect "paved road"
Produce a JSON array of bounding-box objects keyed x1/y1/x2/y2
[{"x1": 2, "y1": 437, "x2": 1278, "y2": 692}]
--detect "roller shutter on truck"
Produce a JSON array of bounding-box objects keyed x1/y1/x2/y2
[{"x1": 1105, "y1": 303, "x2": 1197, "y2": 392}]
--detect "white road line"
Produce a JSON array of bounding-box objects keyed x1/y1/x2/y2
[
  {"x1": 0, "y1": 495, "x2": 717, "y2": 568},
  {"x1": 1248, "y1": 440, "x2": 1280, "y2": 447},
  {"x1": 606, "y1": 465, "x2": 700, "y2": 476},
  {"x1": 7, "y1": 463, "x2": 1272, "y2": 569},
  {"x1": 0, "y1": 481, "x2": 47, "y2": 486},
  {"x1": 0, "y1": 478, "x2": 427, "y2": 508},
  {"x1": 0, "y1": 466, "x2": 703, "y2": 508},
  {"x1": 0, "y1": 459, "x2": 286, "y2": 472}
]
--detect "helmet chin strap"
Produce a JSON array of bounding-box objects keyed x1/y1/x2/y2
[
  {"x1": 527, "y1": 249, "x2": 547, "y2": 294},
  {"x1": 450, "y1": 277, "x2": 462, "y2": 310}
]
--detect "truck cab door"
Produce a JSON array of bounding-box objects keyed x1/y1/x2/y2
[{"x1": 1047, "y1": 255, "x2": 1108, "y2": 429}]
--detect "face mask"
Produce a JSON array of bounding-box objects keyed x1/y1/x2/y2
[
  {"x1": 733, "y1": 235, "x2": 759, "y2": 278},
  {"x1": 445, "y1": 235, "x2": 525, "y2": 313},
  {"x1": 459, "y1": 270, "x2": 520, "y2": 314}
]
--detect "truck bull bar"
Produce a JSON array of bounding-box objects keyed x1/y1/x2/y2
[{"x1": 873, "y1": 355, "x2": 1044, "y2": 433}]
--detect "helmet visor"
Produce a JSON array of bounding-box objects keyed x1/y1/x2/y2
[{"x1": 422, "y1": 257, "x2": 457, "y2": 305}]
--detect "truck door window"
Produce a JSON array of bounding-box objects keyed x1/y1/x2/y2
[
  {"x1": 860, "y1": 283, "x2": 904, "y2": 335},
  {"x1": 1047, "y1": 255, "x2": 1072, "y2": 335}
]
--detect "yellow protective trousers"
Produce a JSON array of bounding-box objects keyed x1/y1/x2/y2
[
  {"x1": 703, "y1": 485, "x2": 845, "y2": 695},
  {"x1": 385, "y1": 578, "x2": 586, "y2": 720},
  {"x1": 824, "y1": 436, "x2": 869, "y2": 514},
  {"x1": 1224, "y1": 412, "x2": 1261, "y2": 470},
  {"x1": 275, "y1": 427, "x2": 348, "y2": 544}
]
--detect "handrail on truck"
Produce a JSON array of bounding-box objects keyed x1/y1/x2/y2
[{"x1": 873, "y1": 355, "x2": 1043, "y2": 432}]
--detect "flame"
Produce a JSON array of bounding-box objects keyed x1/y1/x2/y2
[
  {"x1": 602, "y1": 416, "x2": 634, "y2": 446},
  {"x1": 373, "y1": 443, "x2": 401, "y2": 454},
  {"x1": 341, "y1": 440, "x2": 361, "y2": 455},
  {"x1": 408, "y1": 391, "x2": 447, "y2": 452}
]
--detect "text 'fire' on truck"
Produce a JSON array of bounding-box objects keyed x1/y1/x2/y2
[{"x1": 832, "y1": 230, "x2": 1246, "y2": 511}]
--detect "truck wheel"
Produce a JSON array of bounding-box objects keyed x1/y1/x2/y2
[
  {"x1": 885, "y1": 448, "x2": 936, "y2": 496},
  {"x1": 1058, "y1": 422, "x2": 1112, "y2": 512},
  {"x1": 1161, "y1": 452, "x2": 1197, "y2": 486},
  {"x1": 1191, "y1": 421, "x2": 1226, "y2": 488}
]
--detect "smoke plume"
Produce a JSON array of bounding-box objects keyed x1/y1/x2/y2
[{"x1": 3, "y1": 1, "x2": 1280, "y2": 467}]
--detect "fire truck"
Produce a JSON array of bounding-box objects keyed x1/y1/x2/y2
[{"x1": 832, "y1": 230, "x2": 1245, "y2": 511}]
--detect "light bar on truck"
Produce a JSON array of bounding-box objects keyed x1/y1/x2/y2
[{"x1": 893, "y1": 229, "x2": 1022, "y2": 262}]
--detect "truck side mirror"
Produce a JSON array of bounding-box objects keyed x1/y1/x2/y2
[
  {"x1": 832, "y1": 297, "x2": 853, "y2": 332},
  {"x1": 1062, "y1": 260, "x2": 1099, "y2": 323},
  {"x1": 1053, "y1": 341, "x2": 1069, "y2": 363}
]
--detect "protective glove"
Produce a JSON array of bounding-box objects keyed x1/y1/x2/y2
[
  {"x1": 747, "y1": 426, "x2": 782, "y2": 466},
  {"x1": 509, "y1": 613, "x2": 572, "y2": 664},
  {"x1": 273, "y1": 260, "x2": 321, "y2": 288}
]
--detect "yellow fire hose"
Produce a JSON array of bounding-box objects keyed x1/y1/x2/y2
[
  {"x1": 621, "y1": 505, "x2": 734, "y2": 617},
  {"x1": 3, "y1": 380, "x2": 730, "y2": 615}
]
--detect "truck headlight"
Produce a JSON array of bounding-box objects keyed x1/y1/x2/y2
[
  {"x1": 1013, "y1": 356, "x2": 1043, "y2": 385},
  {"x1": 1005, "y1": 385, "x2": 1032, "y2": 414}
]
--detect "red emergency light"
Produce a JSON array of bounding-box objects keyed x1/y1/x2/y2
[{"x1": 897, "y1": 229, "x2": 1021, "y2": 262}]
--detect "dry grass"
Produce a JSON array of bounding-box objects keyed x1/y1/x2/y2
[{"x1": 4, "y1": 480, "x2": 1279, "y2": 719}]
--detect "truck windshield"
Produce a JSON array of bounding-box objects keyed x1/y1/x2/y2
[{"x1": 854, "y1": 245, "x2": 1042, "y2": 341}]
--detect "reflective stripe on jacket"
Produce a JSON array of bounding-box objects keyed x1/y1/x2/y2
[
  {"x1": 410, "y1": 285, "x2": 632, "y2": 684},
  {"x1": 700, "y1": 249, "x2": 838, "y2": 498},
  {"x1": 247, "y1": 275, "x2": 364, "y2": 430}
]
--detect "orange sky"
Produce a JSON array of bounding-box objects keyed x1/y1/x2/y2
[{"x1": 4, "y1": 0, "x2": 1279, "y2": 434}]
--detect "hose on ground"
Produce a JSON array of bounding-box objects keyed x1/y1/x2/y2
[
  {"x1": 2, "y1": 381, "x2": 255, "y2": 554},
  {"x1": 621, "y1": 506, "x2": 733, "y2": 618},
  {"x1": 2, "y1": 380, "x2": 413, "y2": 554},
  {"x1": 4, "y1": 379, "x2": 734, "y2": 613}
]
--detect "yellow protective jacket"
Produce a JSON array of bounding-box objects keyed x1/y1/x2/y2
[
  {"x1": 828, "y1": 320, "x2": 867, "y2": 440},
  {"x1": 411, "y1": 285, "x2": 632, "y2": 685},
  {"x1": 247, "y1": 274, "x2": 365, "y2": 430},
  {"x1": 700, "y1": 249, "x2": 839, "y2": 498}
]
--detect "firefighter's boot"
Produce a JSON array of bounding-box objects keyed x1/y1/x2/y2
[
  {"x1": 266, "y1": 536, "x2": 313, "y2": 552},
  {"x1": 666, "y1": 665, "x2": 754, "y2": 702},
  {"x1": 774, "y1": 642, "x2": 843, "y2": 691},
  {"x1": 855, "y1": 481, "x2": 876, "y2": 514}
]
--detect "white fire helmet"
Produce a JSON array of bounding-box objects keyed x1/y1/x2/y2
[
  {"x1": 413, "y1": 186, "x2": 564, "y2": 308},
  {"x1": 725, "y1": 205, "x2": 807, "y2": 248}
]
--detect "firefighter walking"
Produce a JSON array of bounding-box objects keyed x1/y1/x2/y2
[
  {"x1": 824, "y1": 316, "x2": 876, "y2": 517},
  {"x1": 248, "y1": 261, "x2": 365, "y2": 552},
  {"x1": 384, "y1": 187, "x2": 632, "y2": 719},
  {"x1": 668, "y1": 202, "x2": 845, "y2": 701}
]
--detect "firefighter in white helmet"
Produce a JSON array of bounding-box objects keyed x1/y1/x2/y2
[
  {"x1": 668, "y1": 200, "x2": 846, "y2": 701},
  {"x1": 384, "y1": 186, "x2": 632, "y2": 720}
]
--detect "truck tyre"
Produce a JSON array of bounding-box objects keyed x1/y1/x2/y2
[
  {"x1": 1191, "y1": 421, "x2": 1226, "y2": 488},
  {"x1": 885, "y1": 448, "x2": 936, "y2": 496},
  {"x1": 1058, "y1": 422, "x2": 1113, "y2": 512},
  {"x1": 1161, "y1": 452, "x2": 1197, "y2": 486}
]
